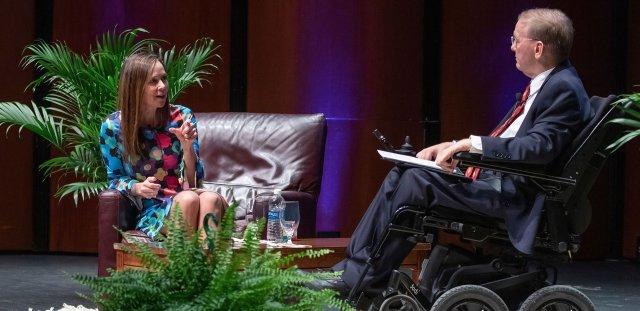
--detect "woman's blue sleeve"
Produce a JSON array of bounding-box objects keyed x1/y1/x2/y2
[{"x1": 99, "y1": 118, "x2": 139, "y2": 192}]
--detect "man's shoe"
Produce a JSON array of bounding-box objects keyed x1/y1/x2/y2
[{"x1": 306, "y1": 276, "x2": 351, "y2": 298}]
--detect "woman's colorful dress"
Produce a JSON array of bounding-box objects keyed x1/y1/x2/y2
[{"x1": 99, "y1": 104, "x2": 204, "y2": 238}]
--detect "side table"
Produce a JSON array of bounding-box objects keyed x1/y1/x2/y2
[{"x1": 114, "y1": 238, "x2": 430, "y2": 282}]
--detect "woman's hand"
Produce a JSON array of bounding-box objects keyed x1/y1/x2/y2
[
  {"x1": 169, "y1": 114, "x2": 198, "y2": 186},
  {"x1": 132, "y1": 176, "x2": 161, "y2": 199},
  {"x1": 169, "y1": 116, "x2": 197, "y2": 148}
]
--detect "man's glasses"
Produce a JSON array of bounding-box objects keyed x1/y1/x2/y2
[{"x1": 510, "y1": 35, "x2": 540, "y2": 45}]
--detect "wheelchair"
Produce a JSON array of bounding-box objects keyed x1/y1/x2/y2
[{"x1": 350, "y1": 95, "x2": 623, "y2": 311}]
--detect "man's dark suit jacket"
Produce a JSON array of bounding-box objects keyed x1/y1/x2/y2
[{"x1": 479, "y1": 60, "x2": 592, "y2": 254}]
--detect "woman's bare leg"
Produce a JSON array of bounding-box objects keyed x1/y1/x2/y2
[
  {"x1": 169, "y1": 190, "x2": 200, "y2": 232},
  {"x1": 198, "y1": 191, "x2": 226, "y2": 238}
]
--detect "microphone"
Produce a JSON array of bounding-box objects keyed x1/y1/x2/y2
[{"x1": 515, "y1": 92, "x2": 522, "y2": 103}]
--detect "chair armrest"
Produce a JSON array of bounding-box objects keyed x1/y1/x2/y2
[
  {"x1": 453, "y1": 152, "x2": 576, "y2": 186},
  {"x1": 99, "y1": 189, "x2": 138, "y2": 230},
  {"x1": 98, "y1": 189, "x2": 137, "y2": 276}
]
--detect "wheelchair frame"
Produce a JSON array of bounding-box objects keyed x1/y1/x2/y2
[
  {"x1": 347, "y1": 95, "x2": 623, "y2": 310},
  {"x1": 346, "y1": 204, "x2": 560, "y2": 310}
]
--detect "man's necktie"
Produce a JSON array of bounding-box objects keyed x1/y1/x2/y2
[{"x1": 464, "y1": 84, "x2": 531, "y2": 180}]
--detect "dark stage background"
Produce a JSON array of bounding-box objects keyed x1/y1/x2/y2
[{"x1": 0, "y1": 0, "x2": 638, "y2": 260}]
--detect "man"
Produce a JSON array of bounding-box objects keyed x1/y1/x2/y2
[{"x1": 329, "y1": 8, "x2": 592, "y2": 296}]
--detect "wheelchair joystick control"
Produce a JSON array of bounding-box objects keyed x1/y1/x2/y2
[
  {"x1": 373, "y1": 129, "x2": 416, "y2": 156},
  {"x1": 397, "y1": 136, "x2": 416, "y2": 156}
]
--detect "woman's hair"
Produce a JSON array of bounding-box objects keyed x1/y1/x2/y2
[{"x1": 118, "y1": 52, "x2": 169, "y2": 157}]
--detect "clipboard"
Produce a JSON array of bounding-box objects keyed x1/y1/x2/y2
[{"x1": 377, "y1": 150, "x2": 472, "y2": 181}]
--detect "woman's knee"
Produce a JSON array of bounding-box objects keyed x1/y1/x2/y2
[
  {"x1": 174, "y1": 190, "x2": 200, "y2": 211},
  {"x1": 199, "y1": 192, "x2": 226, "y2": 211}
]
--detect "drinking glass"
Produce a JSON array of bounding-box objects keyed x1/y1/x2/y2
[
  {"x1": 251, "y1": 193, "x2": 272, "y2": 239},
  {"x1": 233, "y1": 198, "x2": 251, "y2": 238},
  {"x1": 281, "y1": 201, "x2": 300, "y2": 243},
  {"x1": 251, "y1": 193, "x2": 271, "y2": 220}
]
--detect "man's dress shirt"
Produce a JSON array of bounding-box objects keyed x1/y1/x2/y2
[{"x1": 470, "y1": 67, "x2": 555, "y2": 151}]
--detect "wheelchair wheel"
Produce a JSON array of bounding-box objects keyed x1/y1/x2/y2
[
  {"x1": 430, "y1": 285, "x2": 508, "y2": 311},
  {"x1": 379, "y1": 294, "x2": 423, "y2": 311},
  {"x1": 518, "y1": 285, "x2": 595, "y2": 311}
]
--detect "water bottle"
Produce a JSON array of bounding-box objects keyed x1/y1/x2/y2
[{"x1": 266, "y1": 189, "x2": 285, "y2": 242}]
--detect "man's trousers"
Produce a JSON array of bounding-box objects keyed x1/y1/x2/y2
[{"x1": 333, "y1": 166, "x2": 505, "y2": 294}]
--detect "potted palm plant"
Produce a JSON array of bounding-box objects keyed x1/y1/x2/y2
[
  {"x1": 0, "y1": 28, "x2": 219, "y2": 203},
  {"x1": 608, "y1": 92, "x2": 640, "y2": 151}
]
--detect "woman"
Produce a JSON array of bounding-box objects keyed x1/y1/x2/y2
[{"x1": 100, "y1": 52, "x2": 225, "y2": 240}]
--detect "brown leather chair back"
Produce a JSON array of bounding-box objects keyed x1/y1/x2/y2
[
  {"x1": 196, "y1": 112, "x2": 326, "y2": 236},
  {"x1": 97, "y1": 112, "x2": 326, "y2": 276}
]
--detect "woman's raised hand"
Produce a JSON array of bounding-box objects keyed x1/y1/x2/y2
[
  {"x1": 169, "y1": 115, "x2": 197, "y2": 146},
  {"x1": 132, "y1": 176, "x2": 161, "y2": 199}
]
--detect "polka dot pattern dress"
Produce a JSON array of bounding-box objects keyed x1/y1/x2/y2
[{"x1": 99, "y1": 105, "x2": 204, "y2": 239}]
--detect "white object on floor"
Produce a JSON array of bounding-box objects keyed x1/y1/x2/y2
[{"x1": 29, "y1": 304, "x2": 98, "y2": 311}]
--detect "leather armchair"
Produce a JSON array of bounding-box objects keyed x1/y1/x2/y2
[{"x1": 98, "y1": 112, "x2": 327, "y2": 276}]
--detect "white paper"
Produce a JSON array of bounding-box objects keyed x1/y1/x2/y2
[{"x1": 377, "y1": 150, "x2": 467, "y2": 177}]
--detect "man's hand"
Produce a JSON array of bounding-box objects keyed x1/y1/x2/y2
[
  {"x1": 416, "y1": 141, "x2": 454, "y2": 161},
  {"x1": 132, "y1": 176, "x2": 161, "y2": 199},
  {"x1": 435, "y1": 139, "x2": 472, "y2": 172}
]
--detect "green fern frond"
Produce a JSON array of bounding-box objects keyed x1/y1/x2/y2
[
  {"x1": 75, "y1": 202, "x2": 354, "y2": 310},
  {"x1": 235, "y1": 218, "x2": 264, "y2": 265},
  {"x1": 123, "y1": 242, "x2": 168, "y2": 272},
  {"x1": 277, "y1": 248, "x2": 334, "y2": 268}
]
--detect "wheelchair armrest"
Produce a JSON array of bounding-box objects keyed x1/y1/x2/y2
[{"x1": 453, "y1": 152, "x2": 576, "y2": 186}]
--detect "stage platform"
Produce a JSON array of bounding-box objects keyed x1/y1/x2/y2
[{"x1": 0, "y1": 254, "x2": 639, "y2": 310}]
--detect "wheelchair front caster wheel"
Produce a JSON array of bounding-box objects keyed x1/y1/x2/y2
[
  {"x1": 379, "y1": 294, "x2": 423, "y2": 311},
  {"x1": 430, "y1": 285, "x2": 508, "y2": 311},
  {"x1": 518, "y1": 285, "x2": 595, "y2": 311}
]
